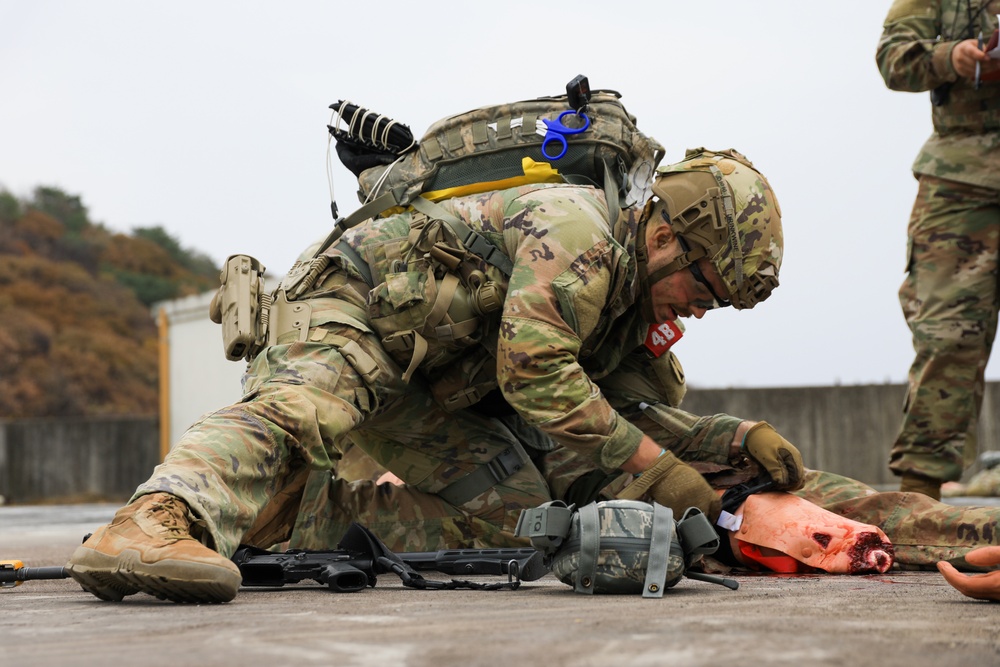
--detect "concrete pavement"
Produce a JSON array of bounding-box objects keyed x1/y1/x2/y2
[{"x1": 1, "y1": 503, "x2": 999, "y2": 667}]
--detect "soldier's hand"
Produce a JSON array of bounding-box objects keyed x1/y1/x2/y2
[
  {"x1": 742, "y1": 422, "x2": 805, "y2": 491},
  {"x1": 952, "y1": 38, "x2": 991, "y2": 78},
  {"x1": 617, "y1": 450, "x2": 721, "y2": 521},
  {"x1": 937, "y1": 546, "x2": 1000, "y2": 601}
]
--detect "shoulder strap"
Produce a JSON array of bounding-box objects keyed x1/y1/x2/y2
[{"x1": 409, "y1": 196, "x2": 514, "y2": 276}]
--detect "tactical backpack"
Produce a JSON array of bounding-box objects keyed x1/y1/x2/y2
[
  {"x1": 320, "y1": 75, "x2": 665, "y2": 269},
  {"x1": 515, "y1": 499, "x2": 736, "y2": 597},
  {"x1": 212, "y1": 78, "x2": 665, "y2": 378}
]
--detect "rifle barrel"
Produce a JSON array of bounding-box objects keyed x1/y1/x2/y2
[{"x1": 0, "y1": 564, "x2": 68, "y2": 585}]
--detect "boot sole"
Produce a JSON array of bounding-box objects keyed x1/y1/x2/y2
[{"x1": 67, "y1": 547, "x2": 241, "y2": 604}]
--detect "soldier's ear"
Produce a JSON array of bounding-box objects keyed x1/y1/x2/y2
[{"x1": 650, "y1": 223, "x2": 676, "y2": 250}]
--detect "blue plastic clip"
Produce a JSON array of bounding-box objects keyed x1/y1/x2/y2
[{"x1": 540, "y1": 110, "x2": 591, "y2": 160}]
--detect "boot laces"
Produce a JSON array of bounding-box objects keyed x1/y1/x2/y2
[{"x1": 142, "y1": 496, "x2": 192, "y2": 539}]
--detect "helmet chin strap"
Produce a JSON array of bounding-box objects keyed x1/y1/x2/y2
[{"x1": 634, "y1": 218, "x2": 707, "y2": 322}]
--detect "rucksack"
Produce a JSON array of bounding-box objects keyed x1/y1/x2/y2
[{"x1": 323, "y1": 76, "x2": 666, "y2": 263}]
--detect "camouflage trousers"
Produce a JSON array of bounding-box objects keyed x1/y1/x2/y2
[
  {"x1": 288, "y1": 450, "x2": 1000, "y2": 570},
  {"x1": 134, "y1": 289, "x2": 555, "y2": 557},
  {"x1": 893, "y1": 174, "x2": 1000, "y2": 482}
]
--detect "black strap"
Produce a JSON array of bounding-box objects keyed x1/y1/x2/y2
[
  {"x1": 338, "y1": 523, "x2": 521, "y2": 591},
  {"x1": 331, "y1": 239, "x2": 374, "y2": 287},
  {"x1": 436, "y1": 441, "x2": 531, "y2": 506}
]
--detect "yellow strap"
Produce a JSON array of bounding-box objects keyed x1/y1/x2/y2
[{"x1": 421, "y1": 157, "x2": 562, "y2": 202}]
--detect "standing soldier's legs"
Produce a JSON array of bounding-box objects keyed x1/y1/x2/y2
[{"x1": 893, "y1": 175, "x2": 1000, "y2": 495}]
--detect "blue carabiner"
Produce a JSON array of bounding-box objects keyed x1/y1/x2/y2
[{"x1": 540, "y1": 110, "x2": 591, "y2": 160}]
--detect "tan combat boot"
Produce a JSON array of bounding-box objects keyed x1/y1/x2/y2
[{"x1": 66, "y1": 493, "x2": 242, "y2": 603}]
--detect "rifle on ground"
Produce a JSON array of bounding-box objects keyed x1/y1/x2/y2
[
  {"x1": 1, "y1": 523, "x2": 548, "y2": 593},
  {"x1": 232, "y1": 544, "x2": 546, "y2": 592}
]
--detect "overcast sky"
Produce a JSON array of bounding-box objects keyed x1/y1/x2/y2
[{"x1": 2, "y1": 1, "x2": 976, "y2": 389}]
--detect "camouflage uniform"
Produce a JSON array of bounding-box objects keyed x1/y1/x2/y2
[
  {"x1": 135, "y1": 183, "x2": 743, "y2": 556},
  {"x1": 130, "y1": 179, "x2": 1000, "y2": 572},
  {"x1": 877, "y1": 0, "x2": 1000, "y2": 483}
]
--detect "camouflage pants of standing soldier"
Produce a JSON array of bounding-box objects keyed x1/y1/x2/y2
[{"x1": 893, "y1": 174, "x2": 1000, "y2": 483}]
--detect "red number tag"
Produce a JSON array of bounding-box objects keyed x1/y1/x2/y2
[{"x1": 643, "y1": 321, "x2": 683, "y2": 357}]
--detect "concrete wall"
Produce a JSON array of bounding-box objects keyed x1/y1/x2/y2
[
  {"x1": 0, "y1": 416, "x2": 158, "y2": 504},
  {"x1": 3, "y1": 384, "x2": 999, "y2": 503},
  {"x1": 683, "y1": 382, "x2": 1000, "y2": 488}
]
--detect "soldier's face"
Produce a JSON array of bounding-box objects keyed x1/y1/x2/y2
[
  {"x1": 647, "y1": 228, "x2": 728, "y2": 322},
  {"x1": 649, "y1": 260, "x2": 725, "y2": 321}
]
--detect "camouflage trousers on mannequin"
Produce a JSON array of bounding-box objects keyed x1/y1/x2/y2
[
  {"x1": 893, "y1": 175, "x2": 1000, "y2": 483},
  {"x1": 281, "y1": 397, "x2": 1000, "y2": 568},
  {"x1": 291, "y1": 440, "x2": 1000, "y2": 570},
  {"x1": 286, "y1": 399, "x2": 746, "y2": 552}
]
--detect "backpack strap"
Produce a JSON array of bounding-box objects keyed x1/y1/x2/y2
[
  {"x1": 409, "y1": 196, "x2": 514, "y2": 276},
  {"x1": 311, "y1": 191, "x2": 400, "y2": 262},
  {"x1": 642, "y1": 502, "x2": 675, "y2": 598},
  {"x1": 575, "y1": 501, "x2": 601, "y2": 595}
]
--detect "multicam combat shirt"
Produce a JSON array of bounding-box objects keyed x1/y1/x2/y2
[{"x1": 877, "y1": 0, "x2": 1000, "y2": 189}]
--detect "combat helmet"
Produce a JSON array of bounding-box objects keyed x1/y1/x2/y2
[{"x1": 638, "y1": 148, "x2": 783, "y2": 311}]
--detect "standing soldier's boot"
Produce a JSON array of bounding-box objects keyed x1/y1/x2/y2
[
  {"x1": 899, "y1": 473, "x2": 942, "y2": 501},
  {"x1": 66, "y1": 492, "x2": 242, "y2": 603}
]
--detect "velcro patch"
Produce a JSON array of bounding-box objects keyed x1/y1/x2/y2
[{"x1": 643, "y1": 321, "x2": 683, "y2": 357}]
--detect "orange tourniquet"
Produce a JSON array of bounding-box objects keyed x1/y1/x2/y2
[{"x1": 727, "y1": 492, "x2": 894, "y2": 574}]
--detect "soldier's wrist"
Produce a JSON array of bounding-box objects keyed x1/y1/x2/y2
[{"x1": 633, "y1": 449, "x2": 666, "y2": 478}]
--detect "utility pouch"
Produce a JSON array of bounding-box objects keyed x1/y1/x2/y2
[
  {"x1": 516, "y1": 499, "x2": 733, "y2": 597},
  {"x1": 365, "y1": 212, "x2": 506, "y2": 384},
  {"x1": 209, "y1": 254, "x2": 270, "y2": 361},
  {"x1": 367, "y1": 263, "x2": 482, "y2": 383}
]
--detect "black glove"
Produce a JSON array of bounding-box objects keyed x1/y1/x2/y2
[{"x1": 334, "y1": 138, "x2": 400, "y2": 178}]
